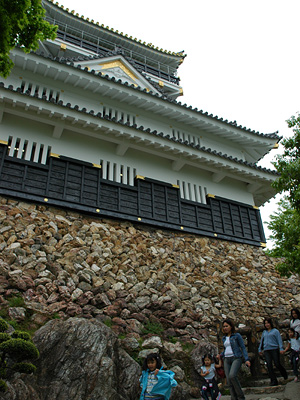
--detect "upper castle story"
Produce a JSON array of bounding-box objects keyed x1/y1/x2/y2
[{"x1": 0, "y1": 0, "x2": 280, "y2": 216}]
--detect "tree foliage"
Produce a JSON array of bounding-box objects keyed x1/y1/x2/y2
[
  {"x1": 0, "y1": 0, "x2": 57, "y2": 78},
  {"x1": 266, "y1": 196, "x2": 300, "y2": 276},
  {"x1": 267, "y1": 113, "x2": 300, "y2": 275},
  {"x1": 272, "y1": 113, "x2": 300, "y2": 212}
]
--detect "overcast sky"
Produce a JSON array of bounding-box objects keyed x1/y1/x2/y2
[{"x1": 58, "y1": 0, "x2": 300, "y2": 246}]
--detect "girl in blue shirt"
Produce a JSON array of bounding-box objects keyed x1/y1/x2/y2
[
  {"x1": 258, "y1": 317, "x2": 287, "y2": 386},
  {"x1": 200, "y1": 354, "x2": 222, "y2": 400},
  {"x1": 139, "y1": 353, "x2": 177, "y2": 400}
]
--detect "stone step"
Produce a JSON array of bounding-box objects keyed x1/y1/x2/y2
[
  {"x1": 220, "y1": 377, "x2": 295, "y2": 400},
  {"x1": 243, "y1": 376, "x2": 291, "y2": 388},
  {"x1": 244, "y1": 384, "x2": 285, "y2": 394},
  {"x1": 190, "y1": 375, "x2": 296, "y2": 400}
]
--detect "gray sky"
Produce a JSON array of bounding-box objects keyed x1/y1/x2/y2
[{"x1": 58, "y1": 0, "x2": 300, "y2": 246}]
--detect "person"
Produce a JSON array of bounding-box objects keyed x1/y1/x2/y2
[
  {"x1": 258, "y1": 317, "x2": 288, "y2": 386},
  {"x1": 290, "y1": 308, "x2": 300, "y2": 335},
  {"x1": 219, "y1": 319, "x2": 251, "y2": 400},
  {"x1": 200, "y1": 354, "x2": 222, "y2": 400},
  {"x1": 282, "y1": 327, "x2": 300, "y2": 382},
  {"x1": 139, "y1": 353, "x2": 177, "y2": 400}
]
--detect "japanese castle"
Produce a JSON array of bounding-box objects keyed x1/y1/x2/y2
[{"x1": 0, "y1": 0, "x2": 280, "y2": 246}]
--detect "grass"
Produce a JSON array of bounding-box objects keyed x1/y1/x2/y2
[
  {"x1": 103, "y1": 318, "x2": 112, "y2": 328},
  {"x1": 141, "y1": 321, "x2": 164, "y2": 335},
  {"x1": 8, "y1": 295, "x2": 25, "y2": 308},
  {"x1": 168, "y1": 336, "x2": 178, "y2": 344},
  {"x1": 118, "y1": 333, "x2": 126, "y2": 340},
  {"x1": 181, "y1": 341, "x2": 194, "y2": 353}
]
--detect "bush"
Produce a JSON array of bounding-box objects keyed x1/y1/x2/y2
[
  {"x1": 0, "y1": 320, "x2": 9, "y2": 333},
  {"x1": 0, "y1": 333, "x2": 10, "y2": 344},
  {"x1": 12, "y1": 362, "x2": 37, "y2": 374},
  {"x1": 0, "y1": 379, "x2": 7, "y2": 392},
  {"x1": 0, "y1": 326, "x2": 39, "y2": 392},
  {"x1": 11, "y1": 331, "x2": 31, "y2": 341},
  {"x1": 0, "y1": 338, "x2": 39, "y2": 361}
]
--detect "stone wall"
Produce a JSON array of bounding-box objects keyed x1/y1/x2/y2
[{"x1": 1, "y1": 195, "x2": 300, "y2": 348}]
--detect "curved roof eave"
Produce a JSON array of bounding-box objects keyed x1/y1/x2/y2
[{"x1": 31, "y1": 47, "x2": 281, "y2": 144}]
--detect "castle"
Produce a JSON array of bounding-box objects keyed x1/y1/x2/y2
[{"x1": 0, "y1": 0, "x2": 280, "y2": 247}]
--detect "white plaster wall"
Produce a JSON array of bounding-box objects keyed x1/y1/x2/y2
[
  {"x1": 0, "y1": 113, "x2": 254, "y2": 205},
  {"x1": 6, "y1": 68, "x2": 246, "y2": 162}
]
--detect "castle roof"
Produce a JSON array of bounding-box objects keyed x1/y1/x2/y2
[
  {"x1": 32, "y1": 48, "x2": 282, "y2": 147},
  {"x1": 43, "y1": 0, "x2": 186, "y2": 70}
]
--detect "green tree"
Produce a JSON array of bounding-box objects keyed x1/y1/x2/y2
[
  {"x1": 0, "y1": 319, "x2": 39, "y2": 392},
  {"x1": 267, "y1": 113, "x2": 300, "y2": 275},
  {"x1": 266, "y1": 196, "x2": 300, "y2": 275},
  {"x1": 272, "y1": 113, "x2": 300, "y2": 212},
  {"x1": 0, "y1": 0, "x2": 57, "y2": 78}
]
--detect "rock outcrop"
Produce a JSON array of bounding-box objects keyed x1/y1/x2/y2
[{"x1": 1, "y1": 318, "x2": 142, "y2": 400}]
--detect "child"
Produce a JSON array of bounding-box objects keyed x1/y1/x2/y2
[
  {"x1": 139, "y1": 353, "x2": 177, "y2": 400},
  {"x1": 200, "y1": 354, "x2": 222, "y2": 400},
  {"x1": 283, "y1": 327, "x2": 300, "y2": 382}
]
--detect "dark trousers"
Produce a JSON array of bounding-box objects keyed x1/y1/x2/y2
[
  {"x1": 201, "y1": 378, "x2": 220, "y2": 400},
  {"x1": 290, "y1": 350, "x2": 299, "y2": 377},
  {"x1": 264, "y1": 349, "x2": 287, "y2": 384}
]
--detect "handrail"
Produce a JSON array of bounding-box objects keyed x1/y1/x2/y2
[
  {"x1": 55, "y1": 30, "x2": 180, "y2": 85},
  {"x1": 45, "y1": 16, "x2": 179, "y2": 80}
]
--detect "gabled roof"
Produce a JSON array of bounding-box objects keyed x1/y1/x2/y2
[{"x1": 72, "y1": 54, "x2": 160, "y2": 95}]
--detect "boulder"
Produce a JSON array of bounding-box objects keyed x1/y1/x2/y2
[{"x1": 1, "y1": 318, "x2": 141, "y2": 400}]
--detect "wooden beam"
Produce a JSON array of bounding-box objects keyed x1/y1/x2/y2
[
  {"x1": 247, "y1": 183, "x2": 262, "y2": 193},
  {"x1": 212, "y1": 172, "x2": 225, "y2": 183},
  {"x1": 116, "y1": 142, "x2": 129, "y2": 156},
  {"x1": 52, "y1": 123, "x2": 64, "y2": 138},
  {"x1": 172, "y1": 159, "x2": 185, "y2": 171}
]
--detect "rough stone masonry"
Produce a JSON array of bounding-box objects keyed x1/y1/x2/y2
[{"x1": 1, "y1": 195, "x2": 300, "y2": 347}]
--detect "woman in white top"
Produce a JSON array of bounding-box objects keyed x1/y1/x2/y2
[
  {"x1": 220, "y1": 319, "x2": 250, "y2": 400},
  {"x1": 290, "y1": 308, "x2": 300, "y2": 335}
]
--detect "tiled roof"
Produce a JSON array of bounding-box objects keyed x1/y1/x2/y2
[
  {"x1": 0, "y1": 78, "x2": 279, "y2": 177},
  {"x1": 46, "y1": 0, "x2": 186, "y2": 59},
  {"x1": 35, "y1": 50, "x2": 281, "y2": 142}
]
